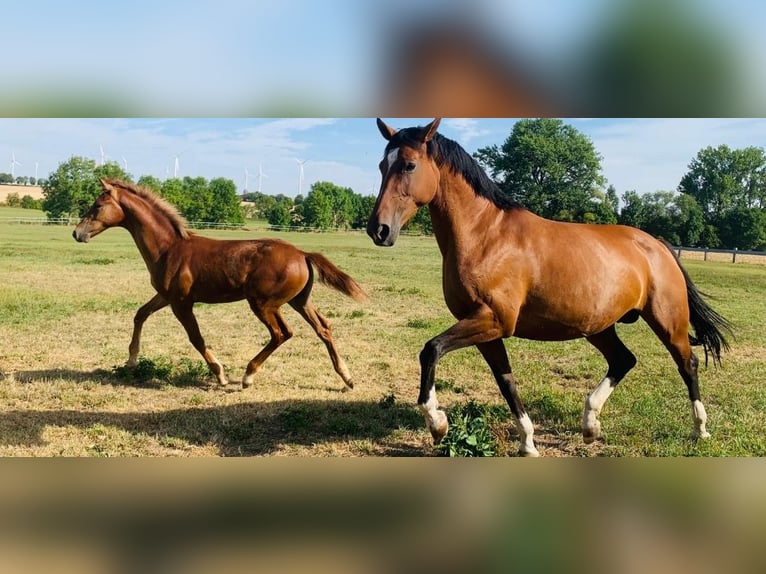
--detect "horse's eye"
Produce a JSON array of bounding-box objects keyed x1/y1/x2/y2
[{"x1": 404, "y1": 162, "x2": 416, "y2": 173}]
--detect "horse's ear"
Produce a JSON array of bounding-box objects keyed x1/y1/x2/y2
[
  {"x1": 100, "y1": 178, "x2": 118, "y2": 197},
  {"x1": 421, "y1": 118, "x2": 441, "y2": 143},
  {"x1": 376, "y1": 118, "x2": 396, "y2": 141}
]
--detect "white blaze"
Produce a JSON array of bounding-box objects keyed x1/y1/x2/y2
[{"x1": 386, "y1": 148, "x2": 399, "y2": 172}]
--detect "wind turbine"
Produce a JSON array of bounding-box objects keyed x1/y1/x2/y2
[
  {"x1": 172, "y1": 150, "x2": 185, "y2": 179},
  {"x1": 122, "y1": 156, "x2": 129, "y2": 172},
  {"x1": 10, "y1": 152, "x2": 21, "y2": 179},
  {"x1": 244, "y1": 167, "x2": 251, "y2": 192},
  {"x1": 295, "y1": 158, "x2": 308, "y2": 196},
  {"x1": 99, "y1": 145, "x2": 107, "y2": 166},
  {"x1": 35, "y1": 162, "x2": 39, "y2": 181},
  {"x1": 258, "y1": 163, "x2": 269, "y2": 193}
]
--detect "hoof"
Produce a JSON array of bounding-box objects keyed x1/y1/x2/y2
[
  {"x1": 519, "y1": 446, "x2": 540, "y2": 458},
  {"x1": 343, "y1": 378, "x2": 354, "y2": 391},
  {"x1": 427, "y1": 410, "x2": 449, "y2": 444},
  {"x1": 582, "y1": 421, "x2": 602, "y2": 444},
  {"x1": 693, "y1": 429, "x2": 711, "y2": 440}
]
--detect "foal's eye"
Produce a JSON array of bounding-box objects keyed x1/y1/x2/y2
[{"x1": 404, "y1": 162, "x2": 416, "y2": 173}]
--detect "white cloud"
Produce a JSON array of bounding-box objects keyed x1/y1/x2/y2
[{"x1": 443, "y1": 118, "x2": 491, "y2": 143}]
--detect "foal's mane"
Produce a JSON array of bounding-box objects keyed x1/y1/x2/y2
[
  {"x1": 385, "y1": 127, "x2": 523, "y2": 211},
  {"x1": 105, "y1": 178, "x2": 191, "y2": 239}
]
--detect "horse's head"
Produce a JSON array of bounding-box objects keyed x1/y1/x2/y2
[
  {"x1": 72, "y1": 179, "x2": 125, "y2": 243},
  {"x1": 367, "y1": 118, "x2": 441, "y2": 246}
]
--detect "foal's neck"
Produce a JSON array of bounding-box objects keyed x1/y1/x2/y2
[{"x1": 120, "y1": 194, "x2": 182, "y2": 265}]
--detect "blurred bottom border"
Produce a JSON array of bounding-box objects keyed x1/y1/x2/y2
[{"x1": 0, "y1": 458, "x2": 763, "y2": 574}]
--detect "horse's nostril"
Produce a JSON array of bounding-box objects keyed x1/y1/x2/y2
[{"x1": 378, "y1": 224, "x2": 390, "y2": 242}]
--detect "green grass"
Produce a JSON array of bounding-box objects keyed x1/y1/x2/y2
[{"x1": 0, "y1": 221, "x2": 764, "y2": 456}]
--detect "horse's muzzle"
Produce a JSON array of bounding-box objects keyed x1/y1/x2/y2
[
  {"x1": 72, "y1": 228, "x2": 90, "y2": 243},
  {"x1": 367, "y1": 221, "x2": 396, "y2": 247}
]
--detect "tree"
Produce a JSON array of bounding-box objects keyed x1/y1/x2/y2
[
  {"x1": 474, "y1": 118, "x2": 605, "y2": 221},
  {"x1": 41, "y1": 157, "x2": 131, "y2": 220},
  {"x1": 42, "y1": 156, "x2": 99, "y2": 219},
  {"x1": 182, "y1": 176, "x2": 212, "y2": 222},
  {"x1": 160, "y1": 178, "x2": 188, "y2": 215},
  {"x1": 718, "y1": 207, "x2": 766, "y2": 251},
  {"x1": 137, "y1": 175, "x2": 162, "y2": 193},
  {"x1": 208, "y1": 177, "x2": 244, "y2": 224},
  {"x1": 302, "y1": 183, "x2": 334, "y2": 229},
  {"x1": 301, "y1": 181, "x2": 356, "y2": 229},
  {"x1": 670, "y1": 193, "x2": 705, "y2": 247},
  {"x1": 678, "y1": 145, "x2": 766, "y2": 222},
  {"x1": 265, "y1": 202, "x2": 292, "y2": 227}
]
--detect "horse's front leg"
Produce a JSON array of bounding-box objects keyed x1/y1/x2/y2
[
  {"x1": 170, "y1": 302, "x2": 228, "y2": 386},
  {"x1": 418, "y1": 309, "x2": 503, "y2": 446},
  {"x1": 127, "y1": 293, "x2": 169, "y2": 367},
  {"x1": 477, "y1": 339, "x2": 539, "y2": 457}
]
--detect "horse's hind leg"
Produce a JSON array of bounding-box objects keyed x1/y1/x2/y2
[
  {"x1": 583, "y1": 326, "x2": 637, "y2": 444},
  {"x1": 171, "y1": 302, "x2": 228, "y2": 386},
  {"x1": 127, "y1": 293, "x2": 169, "y2": 366},
  {"x1": 477, "y1": 339, "x2": 538, "y2": 457},
  {"x1": 289, "y1": 297, "x2": 354, "y2": 390},
  {"x1": 643, "y1": 314, "x2": 710, "y2": 439},
  {"x1": 242, "y1": 304, "x2": 293, "y2": 389}
]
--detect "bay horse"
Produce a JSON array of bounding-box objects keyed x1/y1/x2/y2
[
  {"x1": 74, "y1": 178, "x2": 366, "y2": 390},
  {"x1": 367, "y1": 118, "x2": 732, "y2": 456}
]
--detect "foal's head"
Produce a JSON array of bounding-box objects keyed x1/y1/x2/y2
[
  {"x1": 72, "y1": 179, "x2": 125, "y2": 243},
  {"x1": 367, "y1": 118, "x2": 442, "y2": 246}
]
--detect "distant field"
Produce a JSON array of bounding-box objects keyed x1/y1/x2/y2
[
  {"x1": 0, "y1": 222, "x2": 764, "y2": 456},
  {"x1": 0, "y1": 184, "x2": 44, "y2": 203}
]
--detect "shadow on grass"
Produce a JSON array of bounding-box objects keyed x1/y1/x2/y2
[
  {"x1": 0, "y1": 395, "x2": 425, "y2": 456},
  {"x1": 15, "y1": 361, "x2": 212, "y2": 390}
]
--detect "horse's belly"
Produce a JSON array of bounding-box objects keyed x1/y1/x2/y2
[{"x1": 512, "y1": 317, "x2": 585, "y2": 341}]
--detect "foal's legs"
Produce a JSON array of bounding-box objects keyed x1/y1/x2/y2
[
  {"x1": 582, "y1": 326, "x2": 637, "y2": 443},
  {"x1": 241, "y1": 303, "x2": 293, "y2": 389},
  {"x1": 418, "y1": 308, "x2": 504, "y2": 446},
  {"x1": 127, "y1": 293, "x2": 169, "y2": 367},
  {"x1": 289, "y1": 297, "x2": 354, "y2": 390},
  {"x1": 477, "y1": 339, "x2": 539, "y2": 457},
  {"x1": 170, "y1": 302, "x2": 228, "y2": 386}
]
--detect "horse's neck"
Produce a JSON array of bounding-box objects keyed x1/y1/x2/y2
[
  {"x1": 120, "y1": 195, "x2": 180, "y2": 265},
  {"x1": 429, "y1": 175, "x2": 501, "y2": 259}
]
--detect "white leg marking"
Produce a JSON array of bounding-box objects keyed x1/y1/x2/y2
[
  {"x1": 582, "y1": 376, "x2": 616, "y2": 443},
  {"x1": 516, "y1": 412, "x2": 539, "y2": 457},
  {"x1": 692, "y1": 400, "x2": 711, "y2": 439},
  {"x1": 418, "y1": 387, "x2": 448, "y2": 443}
]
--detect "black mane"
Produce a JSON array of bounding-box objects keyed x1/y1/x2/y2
[{"x1": 385, "y1": 127, "x2": 522, "y2": 211}]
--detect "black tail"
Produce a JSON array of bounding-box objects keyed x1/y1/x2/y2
[{"x1": 663, "y1": 241, "x2": 733, "y2": 366}]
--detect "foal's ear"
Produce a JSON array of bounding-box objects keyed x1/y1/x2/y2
[
  {"x1": 420, "y1": 118, "x2": 441, "y2": 142},
  {"x1": 376, "y1": 118, "x2": 396, "y2": 141},
  {"x1": 100, "y1": 178, "x2": 118, "y2": 197}
]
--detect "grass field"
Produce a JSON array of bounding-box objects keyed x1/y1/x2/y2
[{"x1": 1, "y1": 219, "x2": 764, "y2": 456}]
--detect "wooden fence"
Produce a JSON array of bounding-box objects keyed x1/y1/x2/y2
[{"x1": 673, "y1": 246, "x2": 766, "y2": 265}]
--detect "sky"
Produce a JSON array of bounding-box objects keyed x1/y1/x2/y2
[{"x1": 3, "y1": 118, "x2": 766, "y2": 200}]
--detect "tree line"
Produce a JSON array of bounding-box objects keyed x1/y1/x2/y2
[
  {"x1": 0, "y1": 173, "x2": 47, "y2": 186},
  {"x1": 475, "y1": 119, "x2": 766, "y2": 251},
  {"x1": 40, "y1": 157, "x2": 243, "y2": 226},
  {"x1": 31, "y1": 124, "x2": 766, "y2": 250}
]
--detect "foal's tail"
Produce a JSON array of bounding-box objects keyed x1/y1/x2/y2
[
  {"x1": 305, "y1": 252, "x2": 368, "y2": 302},
  {"x1": 662, "y1": 240, "x2": 733, "y2": 366}
]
